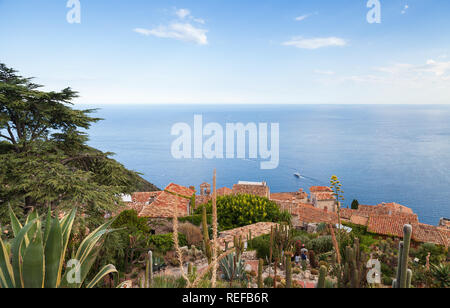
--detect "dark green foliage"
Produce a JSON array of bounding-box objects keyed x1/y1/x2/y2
[
  {"x1": 112, "y1": 210, "x2": 150, "y2": 233},
  {"x1": 411, "y1": 243, "x2": 446, "y2": 265},
  {"x1": 196, "y1": 194, "x2": 290, "y2": 230},
  {"x1": 0, "y1": 63, "x2": 157, "y2": 226},
  {"x1": 250, "y1": 234, "x2": 271, "y2": 261},
  {"x1": 431, "y1": 263, "x2": 450, "y2": 288},
  {"x1": 147, "y1": 233, "x2": 187, "y2": 253},
  {"x1": 263, "y1": 276, "x2": 274, "y2": 288},
  {"x1": 351, "y1": 200, "x2": 359, "y2": 210},
  {"x1": 179, "y1": 214, "x2": 212, "y2": 226},
  {"x1": 307, "y1": 236, "x2": 334, "y2": 254}
]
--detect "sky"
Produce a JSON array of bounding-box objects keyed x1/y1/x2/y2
[{"x1": 1, "y1": 0, "x2": 450, "y2": 104}]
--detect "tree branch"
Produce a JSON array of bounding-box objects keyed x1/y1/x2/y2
[{"x1": 61, "y1": 154, "x2": 106, "y2": 165}]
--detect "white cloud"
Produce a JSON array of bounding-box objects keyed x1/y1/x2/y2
[
  {"x1": 176, "y1": 8, "x2": 191, "y2": 19},
  {"x1": 134, "y1": 23, "x2": 208, "y2": 45},
  {"x1": 401, "y1": 4, "x2": 409, "y2": 14},
  {"x1": 283, "y1": 37, "x2": 347, "y2": 49},
  {"x1": 376, "y1": 59, "x2": 450, "y2": 77},
  {"x1": 295, "y1": 12, "x2": 317, "y2": 22},
  {"x1": 295, "y1": 14, "x2": 310, "y2": 21}
]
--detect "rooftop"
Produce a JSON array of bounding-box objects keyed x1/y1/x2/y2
[{"x1": 310, "y1": 186, "x2": 333, "y2": 193}]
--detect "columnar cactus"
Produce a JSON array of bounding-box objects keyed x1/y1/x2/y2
[
  {"x1": 340, "y1": 239, "x2": 367, "y2": 288},
  {"x1": 145, "y1": 250, "x2": 153, "y2": 288},
  {"x1": 393, "y1": 224, "x2": 413, "y2": 288},
  {"x1": 202, "y1": 206, "x2": 212, "y2": 264},
  {"x1": 234, "y1": 235, "x2": 244, "y2": 257},
  {"x1": 318, "y1": 265, "x2": 327, "y2": 288},
  {"x1": 285, "y1": 254, "x2": 292, "y2": 288},
  {"x1": 257, "y1": 259, "x2": 264, "y2": 288}
]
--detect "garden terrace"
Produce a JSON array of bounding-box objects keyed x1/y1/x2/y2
[{"x1": 218, "y1": 222, "x2": 279, "y2": 249}]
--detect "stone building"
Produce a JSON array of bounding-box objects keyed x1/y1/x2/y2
[{"x1": 232, "y1": 181, "x2": 270, "y2": 198}]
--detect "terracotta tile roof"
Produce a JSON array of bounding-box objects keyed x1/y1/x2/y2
[
  {"x1": 275, "y1": 201, "x2": 314, "y2": 215},
  {"x1": 340, "y1": 208, "x2": 357, "y2": 219},
  {"x1": 350, "y1": 214, "x2": 369, "y2": 226},
  {"x1": 314, "y1": 192, "x2": 335, "y2": 201},
  {"x1": 132, "y1": 192, "x2": 161, "y2": 203},
  {"x1": 297, "y1": 205, "x2": 338, "y2": 224},
  {"x1": 357, "y1": 204, "x2": 418, "y2": 221},
  {"x1": 271, "y1": 190, "x2": 308, "y2": 202},
  {"x1": 413, "y1": 223, "x2": 448, "y2": 247},
  {"x1": 165, "y1": 183, "x2": 195, "y2": 198},
  {"x1": 367, "y1": 215, "x2": 418, "y2": 238},
  {"x1": 438, "y1": 228, "x2": 450, "y2": 247},
  {"x1": 232, "y1": 184, "x2": 270, "y2": 198},
  {"x1": 310, "y1": 186, "x2": 332, "y2": 193},
  {"x1": 138, "y1": 191, "x2": 190, "y2": 218},
  {"x1": 379, "y1": 202, "x2": 414, "y2": 215},
  {"x1": 217, "y1": 187, "x2": 233, "y2": 196}
]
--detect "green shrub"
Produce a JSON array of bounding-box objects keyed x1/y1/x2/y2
[
  {"x1": 112, "y1": 209, "x2": 150, "y2": 233},
  {"x1": 250, "y1": 235, "x2": 271, "y2": 261},
  {"x1": 264, "y1": 276, "x2": 274, "y2": 288},
  {"x1": 307, "y1": 236, "x2": 333, "y2": 254},
  {"x1": 147, "y1": 233, "x2": 188, "y2": 253},
  {"x1": 195, "y1": 194, "x2": 290, "y2": 230},
  {"x1": 179, "y1": 214, "x2": 212, "y2": 226}
]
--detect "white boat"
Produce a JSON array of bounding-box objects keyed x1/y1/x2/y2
[{"x1": 294, "y1": 173, "x2": 301, "y2": 178}]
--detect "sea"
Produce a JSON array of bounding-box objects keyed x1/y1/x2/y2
[{"x1": 84, "y1": 104, "x2": 450, "y2": 226}]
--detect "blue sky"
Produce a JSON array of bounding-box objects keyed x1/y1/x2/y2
[{"x1": 1, "y1": 0, "x2": 450, "y2": 104}]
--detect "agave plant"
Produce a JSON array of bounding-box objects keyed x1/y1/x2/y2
[
  {"x1": 219, "y1": 252, "x2": 247, "y2": 282},
  {"x1": 431, "y1": 263, "x2": 450, "y2": 288},
  {"x1": 0, "y1": 207, "x2": 117, "y2": 288}
]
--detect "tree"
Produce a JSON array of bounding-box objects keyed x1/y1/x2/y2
[
  {"x1": 351, "y1": 199, "x2": 359, "y2": 210},
  {"x1": 0, "y1": 63, "x2": 155, "y2": 225}
]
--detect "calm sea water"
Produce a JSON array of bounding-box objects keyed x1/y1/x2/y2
[{"x1": 85, "y1": 104, "x2": 450, "y2": 225}]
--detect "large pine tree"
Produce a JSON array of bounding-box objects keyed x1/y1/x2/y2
[{"x1": 0, "y1": 63, "x2": 157, "y2": 225}]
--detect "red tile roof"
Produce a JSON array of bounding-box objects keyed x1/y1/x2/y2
[
  {"x1": 297, "y1": 204, "x2": 338, "y2": 224},
  {"x1": 310, "y1": 186, "x2": 332, "y2": 193},
  {"x1": 138, "y1": 191, "x2": 190, "y2": 218},
  {"x1": 367, "y1": 215, "x2": 418, "y2": 238},
  {"x1": 132, "y1": 192, "x2": 161, "y2": 203},
  {"x1": 165, "y1": 183, "x2": 195, "y2": 198},
  {"x1": 379, "y1": 202, "x2": 414, "y2": 215},
  {"x1": 413, "y1": 223, "x2": 448, "y2": 247},
  {"x1": 217, "y1": 187, "x2": 233, "y2": 196},
  {"x1": 314, "y1": 192, "x2": 335, "y2": 201},
  {"x1": 271, "y1": 190, "x2": 308, "y2": 202}
]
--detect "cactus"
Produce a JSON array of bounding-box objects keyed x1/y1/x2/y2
[
  {"x1": 285, "y1": 254, "x2": 292, "y2": 288},
  {"x1": 393, "y1": 224, "x2": 413, "y2": 288},
  {"x1": 145, "y1": 250, "x2": 153, "y2": 288},
  {"x1": 339, "y1": 238, "x2": 367, "y2": 288},
  {"x1": 318, "y1": 265, "x2": 327, "y2": 288},
  {"x1": 257, "y1": 259, "x2": 264, "y2": 288},
  {"x1": 234, "y1": 235, "x2": 244, "y2": 258},
  {"x1": 309, "y1": 250, "x2": 317, "y2": 269},
  {"x1": 202, "y1": 206, "x2": 212, "y2": 264}
]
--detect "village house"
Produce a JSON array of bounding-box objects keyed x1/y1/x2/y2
[
  {"x1": 232, "y1": 181, "x2": 271, "y2": 198},
  {"x1": 309, "y1": 186, "x2": 336, "y2": 212},
  {"x1": 438, "y1": 218, "x2": 450, "y2": 230}
]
